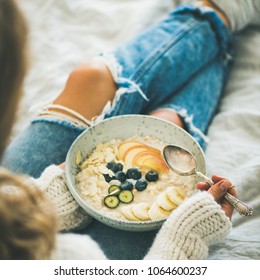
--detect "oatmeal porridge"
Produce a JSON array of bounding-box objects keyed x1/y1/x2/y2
[{"x1": 76, "y1": 135, "x2": 196, "y2": 221}]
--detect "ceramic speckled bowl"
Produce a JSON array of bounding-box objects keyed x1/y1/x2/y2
[{"x1": 65, "y1": 115, "x2": 206, "y2": 232}]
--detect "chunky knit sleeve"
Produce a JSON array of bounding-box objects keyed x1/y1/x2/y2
[
  {"x1": 34, "y1": 165, "x2": 92, "y2": 231},
  {"x1": 145, "y1": 191, "x2": 232, "y2": 260},
  {"x1": 52, "y1": 233, "x2": 107, "y2": 260}
]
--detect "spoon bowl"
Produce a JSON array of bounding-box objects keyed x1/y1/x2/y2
[
  {"x1": 163, "y1": 145, "x2": 254, "y2": 216},
  {"x1": 163, "y1": 145, "x2": 197, "y2": 176}
]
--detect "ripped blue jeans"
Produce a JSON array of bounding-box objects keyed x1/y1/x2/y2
[
  {"x1": 1, "y1": 5, "x2": 232, "y2": 259},
  {"x1": 98, "y1": 5, "x2": 231, "y2": 149}
]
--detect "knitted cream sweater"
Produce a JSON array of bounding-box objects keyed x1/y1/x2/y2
[
  {"x1": 34, "y1": 165, "x2": 92, "y2": 231},
  {"x1": 34, "y1": 165, "x2": 231, "y2": 260}
]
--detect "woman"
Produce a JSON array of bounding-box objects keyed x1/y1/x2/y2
[
  {"x1": 0, "y1": 0, "x2": 237, "y2": 260},
  {"x1": 0, "y1": 0, "x2": 57, "y2": 260}
]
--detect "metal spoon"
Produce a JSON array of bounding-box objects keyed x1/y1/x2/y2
[{"x1": 163, "y1": 145, "x2": 253, "y2": 216}]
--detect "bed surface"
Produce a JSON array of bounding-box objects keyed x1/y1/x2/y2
[{"x1": 15, "y1": 0, "x2": 260, "y2": 260}]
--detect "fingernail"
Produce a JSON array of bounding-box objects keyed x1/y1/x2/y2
[
  {"x1": 219, "y1": 182, "x2": 230, "y2": 192},
  {"x1": 219, "y1": 185, "x2": 228, "y2": 192}
]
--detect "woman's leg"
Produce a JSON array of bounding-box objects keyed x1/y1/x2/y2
[
  {"x1": 2, "y1": 4, "x2": 230, "y2": 177},
  {"x1": 148, "y1": 57, "x2": 230, "y2": 150},
  {"x1": 50, "y1": 5, "x2": 230, "y2": 122},
  {"x1": 52, "y1": 59, "x2": 117, "y2": 121}
]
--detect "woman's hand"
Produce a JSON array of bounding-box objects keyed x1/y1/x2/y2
[
  {"x1": 59, "y1": 162, "x2": 66, "y2": 170},
  {"x1": 196, "y1": 175, "x2": 237, "y2": 219}
]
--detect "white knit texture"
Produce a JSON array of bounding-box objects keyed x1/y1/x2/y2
[
  {"x1": 34, "y1": 165, "x2": 92, "y2": 231},
  {"x1": 145, "y1": 191, "x2": 232, "y2": 260},
  {"x1": 52, "y1": 233, "x2": 107, "y2": 260}
]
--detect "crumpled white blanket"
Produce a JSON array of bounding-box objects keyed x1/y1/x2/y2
[
  {"x1": 206, "y1": 26, "x2": 260, "y2": 259},
  {"x1": 15, "y1": 0, "x2": 260, "y2": 259}
]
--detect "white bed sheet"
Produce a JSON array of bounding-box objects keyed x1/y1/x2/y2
[{"x1": 15, "y1": 0, "x2": 260, "y2": 260}]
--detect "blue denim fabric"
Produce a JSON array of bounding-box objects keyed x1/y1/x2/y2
[
  {"x1": 100, "y1": 5, "x2": 231, "y2": 148},
  {"x1": 1, "y1": 5, "x2": 232, "y2": 260},
  {"x1": 155, "y1": 57, "x2": 227, "y2": 149}
]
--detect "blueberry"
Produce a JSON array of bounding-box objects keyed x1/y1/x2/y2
[
  {"x1": 135, "y1": 179, "x2": 148, "y2": 191},
  {"x1": 145, "y1": 171, "x2": 159, "y2": 182},
  {"x1": 106, "y1": 162, "x2": 119, "y2": 173},
  {"x1": 103, "y1": 174, "x2": 115, "y2": 183},
  {"x1": 115, "y1": 171, "x2": 127, "y2": 182},
  {"x1": 117, "y1": 163, "x2": 124, "y2": 171},
  {"x1": 120, "y1": 180, "x2": 134, "y2": 191},
  {"x1": 126, "y1": 167, "x2": 142, "y2": 180}
]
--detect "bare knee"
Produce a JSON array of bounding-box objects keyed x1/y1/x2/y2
[
  {"x1": 64, "y1": 59, "x2": 116, "y2": 96},
  {"x1": 149, "y1": 109, "x2": 185, "y2": 129},
  {"x1": 53, "y1": 59, "x2": 117, "y2": 120}
]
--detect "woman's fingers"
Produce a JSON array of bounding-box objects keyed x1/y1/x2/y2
[
  {"x1": 196, "y1": 174, "x2": 227, "y2": 191},
  {"x1": 196, "y1": 181, "x2": 210, "y2": 191},
  {"x1": 59, "y1": 162, "x2": 66, "y2": 170},
  {"x1": 196, "y1": 175, "x2": 237, "y2": 219},
  {"x1": 211, "y1": 174, "x2": 227, "y2": 184},
  {"x1": 208, "y1": 179, "x2": 236, "y2": 219},
  {"x1": 208, "y1": 179, "x2": 232, "y2": 201}
]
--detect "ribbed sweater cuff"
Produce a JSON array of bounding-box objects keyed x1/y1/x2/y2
[
  {"x1": 35, "y1": 165, "x2": 64, "y2": 190},
  {"x1": 34, "y1": 165, "x2": 92, "y2": 231},
  {"x1": 145, "y1": 191, "x2": 232, "y2": 260}
]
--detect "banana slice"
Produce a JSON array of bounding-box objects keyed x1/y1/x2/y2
[
  {"x1": 132, "y1": 203, "x2": 150, "y2": 221},
  {"x1": 166, "y1": 187, "x2": 186, "y2": 206},
  {"x1": 76, "y1": 150, "x2": 82, "y2": 165},
  {"x1": 120, "y1": 205, "x2": 140, "y2": 221},
  {"x1": 156, "y1": 192, "x2": 177, "y2": 211},
  {"x1": 148, "y1": 202, "x2": 171, "y2": 220}
]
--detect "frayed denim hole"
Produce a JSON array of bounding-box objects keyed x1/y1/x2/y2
[
  {"x1": 152, "y1": 106, "x2": 209, "y2": 150},
  {"x1": 93, "y1": 54, "x2": 149, "y2": 123}
]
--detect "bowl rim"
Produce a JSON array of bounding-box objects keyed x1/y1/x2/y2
[{"x1": 65, "y1": 114, "x2": 206, "y2": 231}]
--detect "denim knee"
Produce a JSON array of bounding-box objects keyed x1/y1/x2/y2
[{"x1": 1, "y1": 120, "x2": 85, "y2": 178}]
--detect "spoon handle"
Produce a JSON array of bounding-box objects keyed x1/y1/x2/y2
[
  {"x1": 196, "y1": 171, "x2": 253, "y2": 216},
  {"x1": 224, "y1": 192, "x2": 253, "y2": 216}
]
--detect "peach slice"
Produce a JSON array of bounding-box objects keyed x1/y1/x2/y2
[
  {"x1": 124, "y1": 146, "x2": 149, "y2": 166},
  {"x1": 142, "y1": 155, "x2": 169, "y2": 174},
  {"x1": 133, "y1": 150, "x2": 160, "y2": 166},
  {"x1": 117, "y1": 141, "x2": 160, "y2": 160},
  {"x1": 117, "y1": 141, "x2": 145, "y2": 160},
  {"x1": 117, "y1": 141, "x2": 168, "y2": 173},
  {"x1": 142, "y1": 145, "x2": 161, "y2": 155}
]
